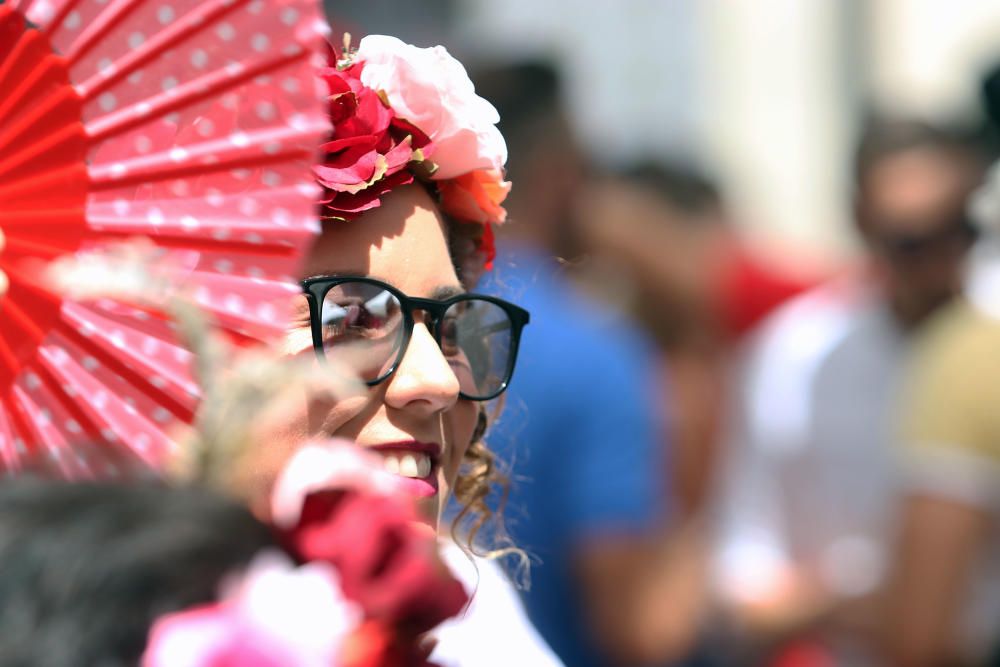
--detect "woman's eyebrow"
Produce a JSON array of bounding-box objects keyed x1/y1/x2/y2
[
  {"x1": 305, "y1": 273, "x2": 463, "y2": 300},
  {"x1": 432, "y1": 285, "x2": 465, "y2": 300},
  {"x1": 305, "y1": 270, "x2": 401, "y2": 290}
]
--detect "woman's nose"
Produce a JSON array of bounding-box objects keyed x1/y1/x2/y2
[{"x1": 383, "y1": 322, "x2": 460, "y2": 415}]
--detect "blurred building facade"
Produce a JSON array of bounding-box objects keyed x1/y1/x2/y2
[{"x1": 329, "y1": 0, "x2": 1000, "y2": 261}]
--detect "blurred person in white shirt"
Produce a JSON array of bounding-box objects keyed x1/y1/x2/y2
[{"x1": 711, "y1": 118, "x2": 987, "y2": 665}]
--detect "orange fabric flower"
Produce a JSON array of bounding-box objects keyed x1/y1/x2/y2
[{"x1": 438, "y1": 169, "x2": 510, "y2": 226}]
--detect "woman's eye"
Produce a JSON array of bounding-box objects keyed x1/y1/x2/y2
[{"x1": 322, "y1": 304, "x2": 392, "y2": 342}]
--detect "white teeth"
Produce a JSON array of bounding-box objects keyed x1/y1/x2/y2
[
  {"x1": 378, "y1": 451, "x2": 431, "y2": 479},
  {"x1": 399, "y1": 454, "x2": 419, "y2": 478}
]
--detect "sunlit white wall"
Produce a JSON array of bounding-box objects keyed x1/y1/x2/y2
[
  {"x1": 456, "y1": 0, "x2": 856, "y2": 258},
  {"x1": 455, "y1": 0, "x2": 704, "y2": 163},
  {"x1": 695, "y1": 0, "x2": 856, "y2": 256},
  {"x1": 453, "y1": 0, "x2": 1000, "y2": 257},
  {"x1": 868, "y1": 0, "x2": 1000, "y2": 123}
]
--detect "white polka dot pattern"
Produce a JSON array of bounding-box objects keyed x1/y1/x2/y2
[{"x1": 0, "y1": 0, "x2": 330, "y2": 473}]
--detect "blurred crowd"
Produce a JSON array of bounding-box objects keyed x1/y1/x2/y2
[{"x1": 457, "y1": 54, "x2": 1000, "y2": 667}]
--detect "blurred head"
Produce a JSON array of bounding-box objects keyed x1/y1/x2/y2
[
  {"x1": 472, "y1": 60, "x2": 589, "y2": 255},
  {"x1": 0, "y1": 478, "x2": 273, "y2": 667},
  {"x1": 573, "y1": 160, "x2": 730, "y2": 344},
  {"x1": 854, "y1": 119, "x2": 986, "y2": 327}
]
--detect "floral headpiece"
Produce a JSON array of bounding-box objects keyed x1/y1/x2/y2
[{"x1": 314, "y1": 35, "x2": 511, "y2": 269}]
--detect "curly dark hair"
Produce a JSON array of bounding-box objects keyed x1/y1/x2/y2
[{"x1": 444, "y1": 219, "x2": 520, "y2": 560}]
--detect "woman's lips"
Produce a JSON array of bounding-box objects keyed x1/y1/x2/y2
[{"x1": 367, "y1": 441, "x2": 441, "y2": 498}]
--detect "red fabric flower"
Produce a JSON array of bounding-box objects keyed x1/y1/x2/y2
[
  {"x1": 314, "y1": 61, "x2": 433, "y2": 221},
  {"x1": 278, "y1": 489, "x2": 468, "y2": 666}
]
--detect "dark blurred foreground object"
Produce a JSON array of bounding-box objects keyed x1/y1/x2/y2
[
  {"x1": 0, "y1": 445, "x2": 470, "y2": 666},
  {"x1": 0, "y1": 478, "x2": 274, "y2": 667},
  {"x1": 979, "y1": 61, "x2": 1000, "y2": 155}
]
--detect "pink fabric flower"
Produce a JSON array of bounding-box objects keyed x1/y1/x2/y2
[
  {"x1": 269, "y1": 440, "x2": 409, "y2": 529},
  {"x1": 356, "y1": 35, "x2": 507, "y2": 181},
  {"x1": 143, "y1": 552, "x2": 361, "y2": 667}
]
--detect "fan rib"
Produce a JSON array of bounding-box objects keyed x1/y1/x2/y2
[
  {"x1": 85, "y1": 46, "x2": 310, "y2": 143},
  {"x1": 45, "y1": 0, "x2": 87, "y2": 41},
  {"x1": 0, "y1": 123, "x2": 86, "y2": 181},
  {"x1": 33, "y1": 356, "x2": 105, "y2": 441},
  {"x1": 62, "y1": 0, "x2": 144, "y2": 65},
  {"x1": 0, "y1": 405, "x2": 23, "y2": 471},
  {"x1": 0, "y1": 336, "x2": 22, "y2": 382},
  {"x1": 0, "y1": 30, "x2": 44, "y2": 115},
  {"x1": 77, "y1": 0, "x2": 249, "y2": 99},
  {"x1": 9, "y1": 0, "x2": 38, "y2": 20},
  {"x1": 7, "y1": 385, "x2": 76, "y2": 476},
  {"x1": 5, "y1": 387, "x2": 41, "y2": 465},
  {"x1": 58, "y1": 322, "x2": 198, "y2": 422},
  {"x1": 0, "y1": 55, "x2": 69, "y2": 125},
  {"x1": 0, "y1": 209, "x2": 85, "y2": 229},
  {"x1": 89, "y1": 145, "x2": 310, "y2": 190},
  {"x1": 0, "y1": 163, "x2": 88, "y2": 204},
  {"x1": 0, "y1": 86, "x2": 81, "y2": 155},
  {"x1": 93, "y1": 230, "x2": 299, "y2": 258},
  {"x1": 5, "y1": 236, "x2": 77, "y2": 261},
  {"x1": 0, "y1": 292, "x2": 47, "y2": 342}
]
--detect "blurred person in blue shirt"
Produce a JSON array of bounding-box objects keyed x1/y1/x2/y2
[
  {"x1": 484, "y1": 246, "x2": 672, "y2": 667},
  {"x1": 472, "y1": 61, "x2": 708, "y2": 667}
]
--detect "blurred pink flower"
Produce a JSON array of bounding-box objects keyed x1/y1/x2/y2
[{"x1": 143, "y1": 552, "x2": 361, "y2": 667}]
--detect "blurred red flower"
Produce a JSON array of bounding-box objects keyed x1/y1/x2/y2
[{"x1": 279, "y1": 489, "x2": 468, "y2": 666}]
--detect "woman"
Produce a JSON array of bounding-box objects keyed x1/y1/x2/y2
[
  {"x1": 232, "y1": 35, "x2": 528, "y2": 542},
  {"x1": 275, "y1": 34, "x2": 558, "y2": 666}
]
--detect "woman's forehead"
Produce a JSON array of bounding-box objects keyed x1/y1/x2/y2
[{"x1": 302, "y1": 185, "x2": 461, "y2": 295}]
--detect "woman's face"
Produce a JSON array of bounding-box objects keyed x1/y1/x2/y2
[{"x1": 251, "y1": 184, "x2": 478, "y2": 525}]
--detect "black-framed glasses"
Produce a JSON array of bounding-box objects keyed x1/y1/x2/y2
[{"x1": 301, "y1": 276, "x2": 530, "y2": 401}]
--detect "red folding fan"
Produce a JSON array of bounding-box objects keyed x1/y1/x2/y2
[{"x1": 0, "y1": 0, "x2": 330, "y2": 474}]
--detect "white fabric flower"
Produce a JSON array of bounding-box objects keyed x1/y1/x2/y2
[{"x1": 356, "y1": 35, "x2": 507, "y2": 180}]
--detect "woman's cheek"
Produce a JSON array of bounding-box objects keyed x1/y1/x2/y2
[{"x1": 235, "y1": 390, "x2": 372, "y2": 519}]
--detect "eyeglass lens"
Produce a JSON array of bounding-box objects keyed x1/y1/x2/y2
[
  {"x1": 320, "y1": 281, "x2": 515, "y2": 399},
  {"x1": 442, "y1": 298, "x2": 513, "y2": 399},
  {"x1": 320, "y1": 281, "x2": 405, "y2": 383}
]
